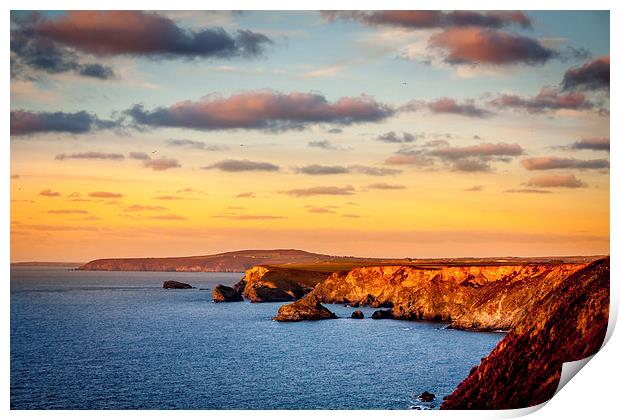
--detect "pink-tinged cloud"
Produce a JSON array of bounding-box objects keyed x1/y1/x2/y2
[
  {"x1": 88, "y1": 191, "x2": 124, "y2": 198},
  {"x1": 490, "y1": 87, "x2": 592, "y2": 113},
  {"x1": 425, "y1": 98, "x2": 491, "y2": 118},
  {"x1": 129, "y1": 152, "x2": 150, "y2": 160},
  {"x1": 571, "y1": 137, "x2": 610, "y2": 152},
  {"x1": 280, "y1": 185, "x2": 356, "y2": 197},
  {"x1": 526, "y1": 174, "x2": 586, "y2": 188},
  {"x1": 153, "y1": 195, "x2": 187, "y2": 200},
  {"x1": 214, "y1": 214, "x2": 286, "y2": 220},
  {"x1": 18, "y1": 11, "x2": 272, "y2": 58},
  {"x1": 127, "y1": 91, "x2": 393, "y2": 131},
  {"x1": 521, "y1": 156, "x2": 609, "y2": 171},
  {"x1": 384, "y1": 153, "x2": 435, "y2": 167},
  {"x1": 321, "y1": 11, "x2": 531, "y2": 29},
  {"x1": 562, "y1": 55, "x2": 610, "y2": 91},
  {"x1": 429, "y1": 27, "x2": 554, "y2": 65},
  {"x1": 39, "y1": 188, "x2": 61, "y2": 197},
  {"x1": 143, "y1": 157, "x2": 181, "y2": 171}
]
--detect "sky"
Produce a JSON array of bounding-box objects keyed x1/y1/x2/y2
[{"x1": 9, "y1": 10, "x2": 610, "y2": 261}]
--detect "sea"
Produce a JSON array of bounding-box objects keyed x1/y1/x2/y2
[{"x1": 10, "y1": 266, "x2": 503, "y2": 410}]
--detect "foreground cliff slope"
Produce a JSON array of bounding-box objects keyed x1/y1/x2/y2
[{"x1": 441, "y1": 257, "x2": 610, "y2": 409}]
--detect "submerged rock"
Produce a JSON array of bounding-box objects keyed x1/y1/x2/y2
[
  {"x1": 418, "y1": 391, "x2": 436, "y2": 402},
  {"x1": 273, "y1": 295, "x2": 338, "y2": 322},
  {"x1": 162, "y1": 280, "x2": 193, "y2": 289},
  {"x1": 351, "y1": 310, "x2": 365, "y2": 319},
  {"x1": 371, "y1": 309, "x2": 393, "y2": 319},
  {"x1": 213, "y1": 284, "x2": 243, "y2": 302}
]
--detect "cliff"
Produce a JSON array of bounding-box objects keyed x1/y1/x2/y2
[
  {"x1": 242, "y1": 265, "x2": 333, "y2": 302},
  {"x1": 441, "y1": 257, "x2": 610, "y2": 409},
  {"x1": 267, "y1": 262, "x2": 589, "y2": 330}
]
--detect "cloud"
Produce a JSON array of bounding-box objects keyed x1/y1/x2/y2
[
  {"x1": 235, "y1": 191, "x2": 256, "y2": 198},
  {"x1": 376, "y1": 131, "x2": 417, "y2": 143},
  {"x1": 39, "y1": 188, "x2": 61, "y2": 197},
  {"x1": 143, "y1": 157, "x2": 181, "y2": 171},
  {"x1": 295, "y1": 164, "x2": 349, "y2": 175},
  {"x1": 504, "y1": 188, "x2": 552, "y2": 194},
  {"x1": 146, "y1": 214, "x2": 186, "y2": 220},
  {"x1": 10, "y1": 110, "x2": 117, "y2": 136},
  {"x1": 349, "y1": 165, "x2": 402, "y2": 176},
  {"x1": 47, "y1": 209, "x2": 89, "y2": 214},
  {"x1": 365, "y1": 183, "x2": 406, "y2": 190},
  {"x1": 526, "y1": 174, "x2": 586, "y2": 188},
  {"x1": 562, "y1": 55, "x2": 610, "y2": 91},
  {"x1": 123, "y1": 205, "x2": 168, "y2": 212},
  {"x1": 166, "y1": 139, "x2": 228, "y2": 150},
  {"x1": 429, "y1": 142, "x2": 524, "y2": 160},
  {"x1": 464, "y1": 185, "x2": 484, "y2": 192},
  {"x1": 308, "y1": 140, "x2": 345, "y2": 150},
  {"x1": 203, "y1": 159, "x2": 280, "y2": 172},
  {"x1": 11, "y1": 11, "x2": 272, "y2": 78},
  {"x1": 385, "y1": 141, "x2": 523, "y2": 172},
  {"x1": 215, "y1": 214, "x2": 286, "y2": 220},
  {"x1": 341, "y1": 214, "x2": 362, "y2": 218},
  {"x1": 280, "y1": 185, "x2": 355, "y2": 197},
  {"x1": 521, "y1": 156, "x2": 609, "y2": 171},
  {"x1": 489, "y1": 87, "x2": 592, "y2": 113},
  {"x1": 321, "y1": 11, "x2": 531, "y2": 29},
  {"x1": 89, "y1": 191, "x2": 124, "y2": 198},
  {"x1": 424, "y1": 98, "x2": 491, "y2": 118},
  {"x1": 305, "y1": 205, "x2": 337, "y2": 214},
  {"x1": 55, "y1": 152, "x2": 124, "y2": 161},
  {"x1": 327, "y1": 128, "x2": 343, "y2": 134},
  {"x1": 153, "y1": 195, "x2": 188, "y2": 200},
  {"x1": 571, "y1": 137, "x2": 610, "y2": 152},
  {"x1": 126, "y1": 91, "x2": 393, "y2": 131},
  {"x1": 129, "y1": 152, "x2": 150, "y2": 160},
  {"x1": 11, "y1": 174, "x2": 20, "y2": 179},
  {"x1": 294, "y1": 164, "x2": 401, "y2": 176},
  {"x1": 429, "y1": 27, "x2": 554, "y2": 66},
  {"x1": 384, "y1": 152, "x2": 435, "y2": 167}
]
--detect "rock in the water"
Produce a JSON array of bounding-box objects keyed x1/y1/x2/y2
[
  {"x1": 162, "y1": 280, "x2": 193, "y2": 289},
  {"x1": 371, "y1": 309, "x2": 393, "y2": 319},
  {"x1": 418, "y1": 391, "x2": 436, "y2": 402},
  {"x1": 351, "y1": 310, "x2": 364, "y2": 319},
  {"x1": 274, "y1": 295, "x2": 338, "y2": 322},
  {"x1": 213, "y1": 284, "x2": 243, "y2": 302}
]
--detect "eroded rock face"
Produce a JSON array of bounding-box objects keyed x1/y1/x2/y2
[
  {"x1": 418, "y1": 391, "x2": 436, "y2": 402},
  {"x1": 273, "y1": 295, "x2": 338, "y2": 322},
  {"x1": 309, "y1": 263, "x2": 587, "y2": 330},
  {"x1": 242, "y1": 266, "x2": 332, "y2": 302},
  {"x1": 441, "y1": 257, "x2": 610, "y2": 409},
  {"x1": 162, "y1": 280, "x2": 193, "y2": 289},
  {"x1": 212, "y1": 285, "x2": 243, "y2": 302}
]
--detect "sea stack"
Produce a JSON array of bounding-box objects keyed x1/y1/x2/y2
[
  {"x1": 162, "y1": 280, "x2": 193, "y2": 289},
  {"x1": 213, "y1": 284, "x2": 243, "y2": 302},
  {"x1": 273, "y1": 295, "x2": 338, "y2": 322}
]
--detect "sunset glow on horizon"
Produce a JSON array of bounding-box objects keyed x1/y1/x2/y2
[{"x1": 10, "y1": 10, "x2": 610, "y2": 262}]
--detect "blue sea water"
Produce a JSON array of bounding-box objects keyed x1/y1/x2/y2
[{"x1": 10, "y1": 267, "x2": 503, "y2": 410}]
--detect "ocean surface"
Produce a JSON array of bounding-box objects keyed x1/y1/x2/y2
[{"x1": 10, "y1": 267, "x2": 503, "y2": 410}]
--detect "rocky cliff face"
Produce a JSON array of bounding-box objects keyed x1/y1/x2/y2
[
  {"x1": 441, "y1": 257, "x2": 609, "y2": 409},
  {"x1": 241, "y1": 265, "x2": 333, "y2": 302},
  {"x1": 271, "y1": 263, "x2": 587, "y2": 330},
  {"x1": 272, "y1": 294, "x2": 337, "y2": 322}
]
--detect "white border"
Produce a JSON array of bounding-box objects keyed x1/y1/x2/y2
[{"x1": 3, "y1": 1, "x2": 617, "y2": 419}]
